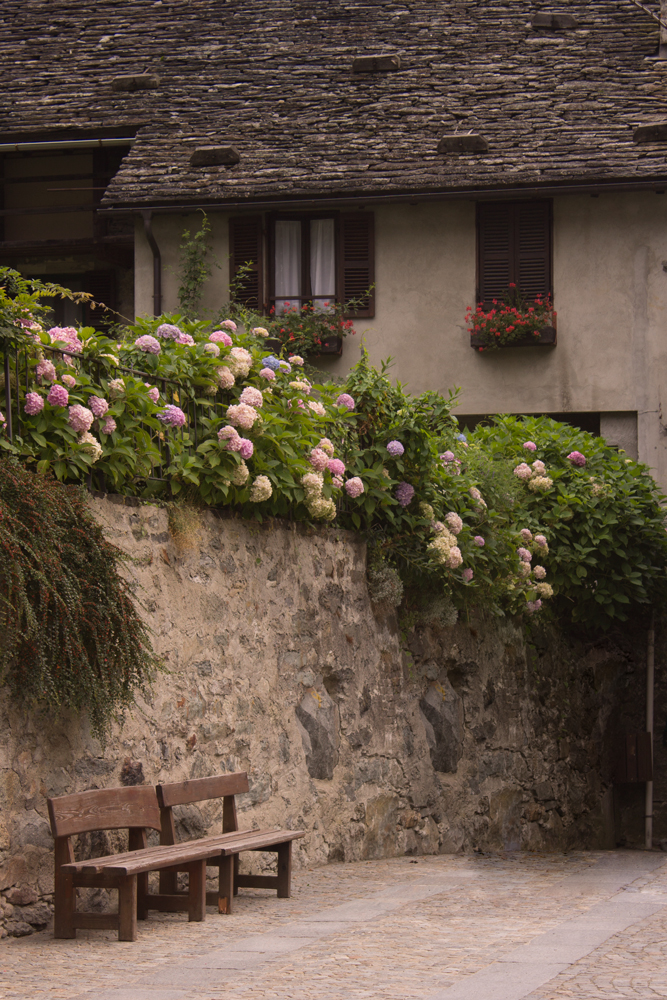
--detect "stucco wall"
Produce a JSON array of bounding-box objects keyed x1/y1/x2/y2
[
  {"x1": 135, "y1": 192, "x2": 667, "y2": 486},
  {"x1": 1, "y1": 497, "x2": 646, "y2": 939}
]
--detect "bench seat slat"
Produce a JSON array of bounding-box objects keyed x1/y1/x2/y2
[
  {"x1": 217, "y1": 830, "x2": 304, "y2": 854},
  {"x1": 61, "y1": 829, "x2": 292, "y2": 876}
]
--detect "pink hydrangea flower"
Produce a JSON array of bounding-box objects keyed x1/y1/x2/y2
[
  {"x1": 147, "y1": 386, "x2": 160, "y2": 404},
  {"x1": 335, "y1": 393, "x2": 355, "y2": 411},
  {"x1": 48, "y1": 326, "x2": 82, "y2": 354},
  {"x1": 134, "y1": 335, "x2": 161, "y2": 354},
  {"x1": 47, "y1": 384, "x2": 69, "y2": 407},
  {"x1": 513, "y1": 463, "x2": 532, "y2": 481},
  {"x1": 567, "y1": 451, "x2": 586, "y2": 467},
  {"x1": 68, "y1": 404, "x2": 94, "y2": 433},
  {"x1": 526, "y1": 599, "x2": 543, "y2": 614},
  {"x1": 533, "y1": 565, "x2": 547, "y2": 579},
  {"x1": 36, "y1": 359, "x2": 57, "y2": 383},
  {"x1": 535, "y1": 534, "x2": 548, "y2": 549},
  {"x1": 473, "y1": 535, "x2": 485, "y2": 547},
  {"x1": 158, "y1": 405, "x2": 187, "y2": 428},
  {"x1": 101, "y1": 417, "x2": 117, "y2": 434},
  {"x1": 156, "y1": 323, "x2": 182, "y2": 340},
  {"x1": 88, "y1": 396, "x2": 109, "y2": 418},
  {"x1": 210, "y1": 330, "x2": 233, "y2": 346},
  {"x1": 445, "y1": 512, "x2": 463, "y2": 535},
  {"x1": 239, "y1": 386, "x2": 264, "y2": 408},
  {"x1": 218, "y1": 425, "x2": 242, "y2": 450},
  {"x1": 238, "y1": 437, "x2": 254, "y2": 459},
  {"x1": 308, "y1": 400, "x2": 326, "y2": 416},
  {"x1": 327, "y1": 458, "x2": 345, "y2": 476},
  {"x1": 331, "y1": 475, "x2": 344, "y2": 489},
  {"x1": 386, "y1": 440, "x2": 404, "y2": 457},
  {"x1": 532, "y1": 460, "x2": 546, "y2": 475},
  {"x1": 259, "y1": 368, "x2": 275, "y2": 380},
  {"x1": 176, "y1": 332, "x2": 196, "y2": 346},
  {"x1": 345, "y1": 477, "x2": 364, "y2": 498},
  {"x1": 309, "y1": 448, "x2": 329, "y2": 472},
  {"x1": 440, "y1": 451, "x2": 455, "y2": 463},
  {"x1": 517, "y1": 547, "x2": 533, "y2": 563},
  {"x1": 520, "y1": 528, "x2": 533, "y2": 542},
  {"x1": 318, "y1": 438, "x2": 335, "y2": 456},
  {"x1": 226, "y1": 402, "x2": 259, "y2": 430},
  {"x1": 61, "y1": 374, "x2": 76, "y2": 389},
  {"x1": 24, "y1": 392, "x2": 44, "y2": 416},
  {"x1": 288, "y1": 355, "x2": 304, "y2": 366},
  {"x1": 204, "y1": 343, "x2": 220, "y2": 357},
  {"x1": 447, "y1": 546, "x2": 463, "y2": 569},
  {"x1": 523, "y1": 441, "x2": 537, "y2": 451},
  {"x1": 217, "y1": 367, "x2": 235, "y2": 389},
  {"x1": 462, "y1": 568, "x2": 474, "y2": 583},
  {"x1": 221, "y1": 319, "x2": 237, "y2": 332}
]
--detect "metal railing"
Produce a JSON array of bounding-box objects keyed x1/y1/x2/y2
[{"x1": 1, "y1": 342, "x2": 226, "y2": 488}]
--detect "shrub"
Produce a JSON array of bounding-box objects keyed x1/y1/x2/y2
[{"x1": 0, "y1": 460, "x2": 159, "y2": 741}]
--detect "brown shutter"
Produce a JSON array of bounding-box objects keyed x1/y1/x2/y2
[
  {"x1": 477, "y1": 200, "x2": 552, "y2": 308},
  {"x1": 338, "y1": 212, "x2": 375, "y2": 318},
  {"x1": 516, "y1": 200, "x2": 551, "y2": 300},
  {"x1": 229, "y1": 215, "x2": 264, "y2": 309},
  {"x1": 83, "y1": 270, "x2": 116, "y2": 326}
]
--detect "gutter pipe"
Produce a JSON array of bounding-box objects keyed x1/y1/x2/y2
[
  {"x1": 0, "y1": 138, "x2": 136, "y2": 152},
  {"x1": 141, "y1": 211, "x2": 161, "y2": 317},
  {"x1": 646, "y1": 611, "x2": 655, "y2": 849},
  {"x1": 96, "y1": 177, "x2": 667, "y2": 217}
]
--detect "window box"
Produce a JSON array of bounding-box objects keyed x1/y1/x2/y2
[
  {"x1": 265, "y1": 334, "x2": 343, "y2": 357},
  {"x1": 470, "y1": 325, "x2": 557, "y2": 349}
]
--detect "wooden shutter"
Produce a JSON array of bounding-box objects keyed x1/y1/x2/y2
[
  {"x1": 477, "y1": 200, "x2": 551, "y2": 308},
  {"x1": 516, "y1": 201, "x2": 551, "y2": 300},
  {"x1": 229, "y1": 215, "x2": 264, "y2": 309},
  {"x1": 83, "y1": 270, "x2": 116, "y2": 325},
  {"x1": 338, "y1": 212, "x2": 375, "y2": 318}
]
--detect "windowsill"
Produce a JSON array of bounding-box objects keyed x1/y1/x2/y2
[{"x1": 470, "y1": 326, "x2": 557, "y2": 350}]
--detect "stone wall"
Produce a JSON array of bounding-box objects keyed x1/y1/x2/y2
[{"x1": 0, "y1": 497, "x2": 643, "y2": 938}]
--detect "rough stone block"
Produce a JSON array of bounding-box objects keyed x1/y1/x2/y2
[
  {"x1": 420, "y1": 679, "x2": 463, "y2": 773},
  {"x1": 296, "y1": 689, "x2": 339, "y2": 779}
]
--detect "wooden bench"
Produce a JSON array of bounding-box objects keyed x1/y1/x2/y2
[
  {"x1": 156, "y1": 772, "x2": 304, "y2": 914},
  {"x1": 48, "y1": 786, "x2": 234, "y2": 941}
]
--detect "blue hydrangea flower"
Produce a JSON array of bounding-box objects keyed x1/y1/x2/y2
[
  {"x1": 261, "y1": 355, "x2": 281, "y2": 371},
  {"x1": 456, "y1": 432, "x2": 467, "y2": 442}
]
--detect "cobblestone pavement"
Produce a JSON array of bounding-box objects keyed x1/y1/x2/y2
[{"x1": 0, "y1": 850, "x2": 666, "y2": 1000}]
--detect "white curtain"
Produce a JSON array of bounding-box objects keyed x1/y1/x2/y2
[
  {"x1": 274, "y1": 220, "x2": 301, "y2": 315},
  {"x1": 310, "y1": 218, "x2": 336, "y2": 311}
]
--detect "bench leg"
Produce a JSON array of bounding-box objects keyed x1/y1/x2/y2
[
  {"x1": 137, "y1": 871, "x2": 149, "y2": 921},
  {"x1": 53, "y1": 871, "x2": 76, "y2": 939},
  {"x1": 233, "y1": 854, "x2": 239, "y2": 896},
  {"x1": 218, "y1": 855, "x2": 233, "y2": 914},
  {"x1": 277, "y1": 841, "x2": 292, "y2": 899},
  {"x1": 118, "y1": 876, "x2": 138, "y2": 941},
  {"x1": 159, "y1": 870, "x2": 178, "y2": 895},
  {"x1": 187, "y1": 861, "x2": 206, "y2": 922}
]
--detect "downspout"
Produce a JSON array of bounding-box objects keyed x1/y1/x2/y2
[
  {"x1": 141, "y1": 210, "x2": 162, "y2": 316},
  {"x1": 646, "y1": 611, "x2": 655, "y2": 849}
]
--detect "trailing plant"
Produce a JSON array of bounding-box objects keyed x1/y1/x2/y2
[
  {"x1": 466, "y1": 284, "x2": 554, "y2": 351},
  {"x1": 177, "y1": 211, "x2": 219, "y2": 318},
  {"x1": 0, "y1": 460, "x2": 160, "y2": 741}
]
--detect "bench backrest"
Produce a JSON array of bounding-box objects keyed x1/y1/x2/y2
[
  {"x1": 156, "y1": 772, "x2": 249, "y2": 844},
  {"x1": 48, "y1": 786, "x2": 162, "y2": 839}
]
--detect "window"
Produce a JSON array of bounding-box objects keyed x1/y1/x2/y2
[
  {"x1": 229, "y1": 212, "x2": 374, "y2": 317},
  {"x1": 477, "y1": 200, "x2": 552, "y2": 308}
]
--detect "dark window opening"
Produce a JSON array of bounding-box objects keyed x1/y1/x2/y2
[
  {"x1": 0, "y1": 135, "x2": 135, "y2": 324},
  {"x1": 458, "y1": 413, "x2": 601, "y2": 437}
]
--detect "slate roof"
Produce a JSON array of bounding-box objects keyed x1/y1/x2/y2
[{"x1": 2, "y1": 0, "x2": 667, "y2": 209}]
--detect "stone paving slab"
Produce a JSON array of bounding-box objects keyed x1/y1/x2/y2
[{"x1": 1, "y1": 851, "x2": 666, "y2": 1000}]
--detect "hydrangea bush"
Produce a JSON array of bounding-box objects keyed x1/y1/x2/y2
[{"x1": 2, "y1": 269, "x2": 666, "y2": 630}]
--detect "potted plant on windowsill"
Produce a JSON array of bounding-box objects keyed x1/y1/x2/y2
[
  {"x1": 466, "y1": 285, "x2": 556, "y2": 351},
  {"x1": 262, "y1": 291, "x2": 373, "y2": 359}
]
